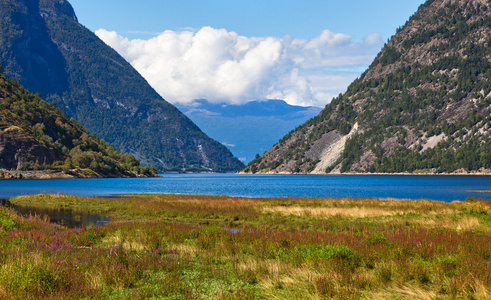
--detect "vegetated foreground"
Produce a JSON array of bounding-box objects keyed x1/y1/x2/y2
[{"x1": 1, "y1": 194, "x2": 490, "y2": 299}]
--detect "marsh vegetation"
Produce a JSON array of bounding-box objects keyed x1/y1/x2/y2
[{"x1": 0, "y1": 194, "x2": 490, "y2": 299}]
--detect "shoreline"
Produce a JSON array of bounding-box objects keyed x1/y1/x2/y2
[
  {"x1": 238, "y1": 170, "x2": 491, "y2": 176},
  {"x1": 238, "y1": 172, "x2": 491, "y2": 176},
  {"x1": 0, "y1": 169, "x2": 160, "y2": 180}
]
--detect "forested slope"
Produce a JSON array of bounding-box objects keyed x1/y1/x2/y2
[
  {"x1": 0, "y1": 0, "x2": 244, "y2": 172},
  {"x1": 0, "y1": 68, "x2": 156, "y2": 178},
  {"x1": 244, "y1": 0, "x2": 491, "y2": 174}
]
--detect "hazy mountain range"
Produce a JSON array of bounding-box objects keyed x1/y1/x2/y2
[{"x1": 176, "y1": 100, "x2": 322, "y2": 163}]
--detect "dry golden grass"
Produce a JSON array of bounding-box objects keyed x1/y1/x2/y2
[
  {"x1": 472, "y1": 279, "x2": 491, "y2": 300},
  {"x1": 148, "y1": 195, "x2": 259, "y2": 209},
  {"x1": 236, "y1": 258, "x2": 258, "y2": 273},
  {"x1": 458, "y1": 198, "x2": 491, "y2": 211},
  {"x1": 263, "y1": 259, "x2": 284, "y2": 279},
  {"x1": 407, "y1": 216, "x2": 487, "y2": 232},
  {"x1": 260, "y1": 198, "x2": 491, "y2": 235},
  {"x1": 0, "y1": 284, "x2": 5, "y2": 299},
  {"x1": 388, "y1": 285, "x2": 436, "y2": 300},
  {"x1": 256, "y1": 258, "x2": 358, "y2": 300},
  {"x1": 260, "y1": 265, "x2": 322, "y2": 299},
  {"x1": 103, "y1": 232, "x2": 147, "y2": 251},
  {"x1": 171, "y1": 243, "x2": 200, "y2": 256},
  {"x1": 260, "y1": 197, "x2": 468, "y2": 221},
  {"x1": 264, "y1": 206, "x2": 399, "y2": 218},
  {"x1": 456, "y1": 217, "x2": 482, "y2": 231},
  {"x1": 88, "y1": 273, "x2": 104, "y2": 291}
]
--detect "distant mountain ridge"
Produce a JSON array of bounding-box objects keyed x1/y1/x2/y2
[
  {"x1": 244, "y1": 0, "x2": 491, "y2": 174},
  {"x1": 181, "y1": 99, "x2": 321, "y2": 119},
  {"x1": 0, "y1": 0, "x2": 244, "y2": 173},
  {"x1": 176, "y1": 100, "x2": 321, "y2": 163}
]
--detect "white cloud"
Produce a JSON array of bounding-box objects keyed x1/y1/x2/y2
[{"x1": 96, "y1": 27, "x2": 382, "y2": 107}]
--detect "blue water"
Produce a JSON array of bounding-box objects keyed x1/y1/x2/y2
[{"x1": 0, "y1": 174, "x2": 490, "y2": 202}]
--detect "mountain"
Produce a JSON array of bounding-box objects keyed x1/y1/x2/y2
[
  {"x1": 243, "y1": 0, "x2": 491, "y2": 175},
  {"x1": 176, "y1": 99, "x2": 322, "y2": 163},
  {"x1": 0, "y1": 0, "x2": 244, "y2": 173},
  {"x1": 0, "y1": 68, "x2": 156, "y2": 178}
]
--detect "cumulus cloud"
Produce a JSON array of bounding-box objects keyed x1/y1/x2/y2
[{"x1": 96, "y1": 27, "x2": 383, "y2": 107}]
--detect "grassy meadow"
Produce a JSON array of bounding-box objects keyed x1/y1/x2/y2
[{"x1": 0, "y1": 194, "x2": 490, "y2": 299}]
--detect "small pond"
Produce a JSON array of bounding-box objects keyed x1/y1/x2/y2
[{"x1": 0, "y1": 199, "x2": 110, "y2": 228}]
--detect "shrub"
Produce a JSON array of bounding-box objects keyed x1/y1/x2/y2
[
  {"x1": 292, "y1": 244, "x2": 357, "y2": 261},
  {"x1": 0, "y1": 210, "x2": 16, "y2": 230}
]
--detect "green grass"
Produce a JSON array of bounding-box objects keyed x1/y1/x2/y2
[{"x1": 1, "y1": 194, "x2": 490, "y2": 299}]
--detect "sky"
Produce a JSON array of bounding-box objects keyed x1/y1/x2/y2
[{"x1": 69, "y1": 0, "x2": 426, "y2": 107}]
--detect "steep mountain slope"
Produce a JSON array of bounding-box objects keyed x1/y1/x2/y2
[
  {"x1": 0, "y1": 0, "x2": 244, "y2": 173},
  {"x1": 244, "y1": 0, "x2": 491, "y2": 174},
  {"x1": 176, "y1": 100, "x2": 321, "y2": 163},
  {"x1": 0, "y1": 68, "x2": 155, "y2": 178}
]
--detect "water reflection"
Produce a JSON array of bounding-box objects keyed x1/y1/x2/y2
[{"x1": 0, "y1": 199, "x2": 110, "y2": 228}]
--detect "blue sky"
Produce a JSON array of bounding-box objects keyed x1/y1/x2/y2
[
  {"x1": 70, "y1": 0, "x2": 424, "y2": 41},
  {"x1": 69, "y1": 0, "x2": 426, "y2": 106}
]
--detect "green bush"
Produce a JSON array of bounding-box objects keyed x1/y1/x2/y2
[
  {"x1": 0, "y1": 210, "x2": 16, "y2": 230},
  {"x1": 291, "y1": 244, "x2": 357, "y2": 261}
]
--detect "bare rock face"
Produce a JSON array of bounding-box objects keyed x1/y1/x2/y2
[
  {"x1": 244, "y1": 0, "x2": 491, "y2": 174},
  {"x1": 0, "y1": 126, "x2": 60, "y2": 170}
]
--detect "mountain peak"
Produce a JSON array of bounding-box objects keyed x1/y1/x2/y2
[
  {"x1": 0, "y1": 0, "x2": 244, "y2": 172},
  {"x1": 50, "y1": 0, "x2": 78, "y2": 22},
  {"x1": 244, "y1": 0, "x2": 491, "y2": 175}
]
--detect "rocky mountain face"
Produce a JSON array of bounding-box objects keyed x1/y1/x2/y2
[
  {"x1": 244, "y1": 0, "x2": 491, "y2": 174},
  {"x1": 0, "y1": 68, "x2": 156, "y2": 178},
  {"x1": 176, "y1": 100, "x2": 321, "y2": 163},
  {"x1": 0, "y1": 0, "x2": 244, "y2": 173}
]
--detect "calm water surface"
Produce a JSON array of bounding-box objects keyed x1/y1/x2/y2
[
  {"x1": 0, "y1": 199, "x2": 110, "y2": 228},
  {"x1": 0, "y1": 174, "x2": 490, "y2": 202}
]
